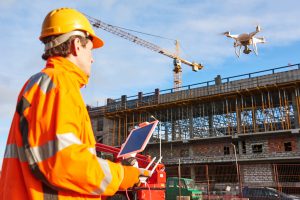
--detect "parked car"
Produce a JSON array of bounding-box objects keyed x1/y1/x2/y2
[
  {"x1": 242, "y1": 187, "x2": 300, "y2": 200},
  {"x1": 166, "y1": 177, "x2": 202, "y2": 200}
]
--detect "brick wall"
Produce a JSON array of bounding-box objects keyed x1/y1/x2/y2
[
  {"x1": 242, "y1": 164, "x2": 274, "y2": 186},
  {"x1": 269, "y1": 135, "x2": 297, "y2": 152}
]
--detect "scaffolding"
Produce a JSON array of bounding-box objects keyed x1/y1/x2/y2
[{"x1": 88, "y1": 64, "x2": 300, "y2": 146}]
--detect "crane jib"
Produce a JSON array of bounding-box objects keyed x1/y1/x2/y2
[{"x1": 86, "y1": 14, "x2": 203, "y2": 89}]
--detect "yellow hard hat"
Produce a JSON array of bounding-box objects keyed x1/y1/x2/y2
[{"x1": 40, "y1": 8, "x2": 104, "y2": 49}]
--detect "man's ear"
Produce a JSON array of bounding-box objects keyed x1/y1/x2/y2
[{"x1": 71, "y1": 38, "x2": 82, "y2": 56}]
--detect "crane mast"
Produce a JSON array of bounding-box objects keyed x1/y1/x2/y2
[
  {"x1": 86, "y1": 15, "x2": 204, "y2": 90},
  {"x1": 173, "y1": 40, "x2": 182, "y2": 89}
]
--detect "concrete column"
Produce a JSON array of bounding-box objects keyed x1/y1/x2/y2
[
  {"x1": 107, "y1": 98, "x2": 115, "y2": 105},
  {"x1": 208, "y1": 105, "x2": 213, "y2": 137},
  {"x1": 292, "y1": 92, "x2": 299, "y2": 128},
  {"x1": 171, "y1": 108, "x2": 176, "y2": 140},
  {"x1": 189, "y1": 106, "x2": 194, "y2": 139},
  {"x1": 155, "y1": 88, "x2": 160, "y2": 104},
  {"x1": 103, "y1": 117, "x2": 113, "y2": 145},
  {"x1": 138, "y1": 92, "x2": 143, "y2": 107},
  {"x1": 297, "y1": 137, "x2": 300, "y2": 152},
  {"x1": 172, "y1": 123, "x2": 176, "y2": 140},
  {"x1": 236, "y1": 98, "x2": 241, "y2": 135},
  {"x1": 251, "y1": 95, "x2": 257, "y2": 133},
  {"x1": 121, "y1": 95, "x2": 127, "y2": 109},
  {"x1": 190, "y1": 165, "x2": 196, "y2": 180},
  {"x1": 164, "y1": 122, "x2": 169, "y2": 141}
]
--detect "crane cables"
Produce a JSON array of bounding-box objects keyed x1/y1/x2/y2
[
  {"x1": 85, "y1": 14, "x2": 203, "y2": 70},
  {"x1": 85, "y1": 14, "x2": 177, "y2": 58}
]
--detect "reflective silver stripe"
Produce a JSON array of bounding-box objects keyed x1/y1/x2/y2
[
  {"x1": 24, "y1": 72, "x2": 55, "y2": 94},
  {"x1": 31, "y1": 140, "x2": 57, "y2": 164},
  {"x1": 4, "y1": 144, "x2": 27, "y2": 162},
  {"x1": 25, "y1": 148, "x2": 35, "y2": 165},
  {"x1": 5, "y1": 133, "x2": 93, "y2": 164},
  {"x1": 56, "y1": 133, "x2": 82, "y2": 151},
  {"x1": 30, "y1": 133, "x2": 83, "y2": 163},
  {"x1": 89, "y1": 147, "x2": 96, "y2": 155},
  {"x1": 91, "y1": 158, "x2": 112, "y2": 195},
  {"x1": 4, "y1": 144, "x2": 18, "y2": 158}
]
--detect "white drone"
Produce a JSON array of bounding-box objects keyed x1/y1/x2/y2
[{"x1": 223, "y1": 25, "x2": 266, "y2": 57}]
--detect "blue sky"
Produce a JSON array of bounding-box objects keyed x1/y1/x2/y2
[{"x1": 1, "y1": 0, "x2": 300, "y2": 167}]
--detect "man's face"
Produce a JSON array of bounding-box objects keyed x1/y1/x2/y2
[{"x1": 77, "y1": 39, "x2": 94, "y2": 77}]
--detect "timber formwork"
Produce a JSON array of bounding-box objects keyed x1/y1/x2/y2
[{"x1": 88, "y1": 64, "x2": 300, "y2": 196}]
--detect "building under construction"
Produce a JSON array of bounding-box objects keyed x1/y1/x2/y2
[{"x1": 88, "y1": 64, "x2": 300, "y2": 196}]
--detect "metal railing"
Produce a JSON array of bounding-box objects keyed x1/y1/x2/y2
[{"x1": 98, "y1": 63, "x2": 300, "y2": 113}]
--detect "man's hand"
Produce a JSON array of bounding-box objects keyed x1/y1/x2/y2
[
  {"x1": 121, "y1": 157, "x2": 137, "y2": 166},
  {"x1": 119, "y1": 166, "x2": 151, "y2": 190},
  {"x1": 138, "y1": 168, "x2": 150, "y2": 177}
]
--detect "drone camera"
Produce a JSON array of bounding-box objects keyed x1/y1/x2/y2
[{"x1": 243, "y1": 48, "x2": 252, "y2": 54}]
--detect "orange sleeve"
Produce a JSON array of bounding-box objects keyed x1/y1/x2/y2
[{"x1": 23, "y1": 73, "x2": 132, "y2": 196}]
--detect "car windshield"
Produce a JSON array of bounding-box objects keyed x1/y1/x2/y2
[
  {"x1": 185, "y1": 179, "x2": 195, "y2": 189},
  {"x1": 267, "y1": 188, "x2": 287, "y2": 197}
]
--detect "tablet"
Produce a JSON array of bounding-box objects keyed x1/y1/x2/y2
[{"x1": 117, "y1": 120, "x2": 159, "y2": 158}]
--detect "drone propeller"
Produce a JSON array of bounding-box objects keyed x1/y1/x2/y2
[
  {"x1": 219, "y1": 31, "x2": 229, "y2": 36},
  {"x1": 253, "y1": 36, "x2": 266, "y2": 44},
  {"x1": 256, "y1": 25, "x2": 261, "y2": 32},
  {"x1": 222, "y1": 31, "x2": 230, "y2": 37}
]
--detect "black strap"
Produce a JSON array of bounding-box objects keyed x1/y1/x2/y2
[
  {"x1": 42, "y1": 183, "x2": 58, "y2": 200},
  {"x1": 17, "y1": 96, "x2": 59, "y2": 199}
]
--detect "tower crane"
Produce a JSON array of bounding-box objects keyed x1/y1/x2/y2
[{"x1": 86, "y1": 15, "x2": 204, "y2": 90}]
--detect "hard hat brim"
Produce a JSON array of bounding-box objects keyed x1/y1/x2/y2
[{"x1": 92, "y1": 34, "x2": 104, "y2": 49}]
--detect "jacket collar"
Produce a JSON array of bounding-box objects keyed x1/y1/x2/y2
[{"x1": 45, "y1": 56, "x2": 88, "y2": 88}]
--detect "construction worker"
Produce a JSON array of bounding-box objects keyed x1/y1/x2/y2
[{"x1": 0, "y1": 8, "x2": 149, "y2": 200}]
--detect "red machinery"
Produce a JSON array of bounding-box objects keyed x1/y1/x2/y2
[{"x1": 96, "y1": 143, "x2": 166, "y2": 200}]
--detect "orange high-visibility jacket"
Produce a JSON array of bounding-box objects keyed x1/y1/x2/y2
[{"x1": 0, "y1": 57, "x2": 133, "y2": 200}]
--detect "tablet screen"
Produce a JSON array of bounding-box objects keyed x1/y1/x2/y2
[{"x1": 117, "y1": 120, "x2": 158, "y2": 158}]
